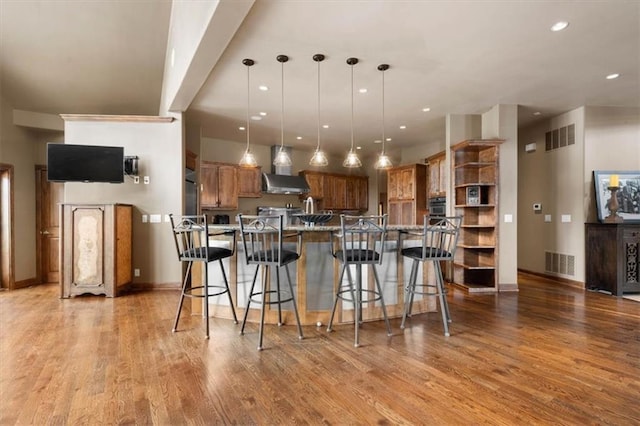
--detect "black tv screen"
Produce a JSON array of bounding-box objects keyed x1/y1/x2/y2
[{"x1": 47, "y1": 143, "x2": 124, "y2": 183}]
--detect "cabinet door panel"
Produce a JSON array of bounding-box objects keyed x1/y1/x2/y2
[
  {"x1": 200, "y1": 164, "x2": 219, "y2": 208},
  {"x1": 238, "y1": 167, "x2": 262, "y2": 198},
  {"x1": 217, "y1": 165, "x2": 238, "y2": 209}
]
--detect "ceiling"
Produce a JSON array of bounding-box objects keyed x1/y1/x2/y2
[{"x1": 2, "y1": 1, "x2": 639, "y2": 159}]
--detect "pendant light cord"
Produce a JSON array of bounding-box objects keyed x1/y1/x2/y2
[
  {"x1": 350, "y1": 62, "x2": 354, "y2": 152},
  {"x1": 381, "y1": 69, "x2": 385, "y2": 154},
  {"x1": 317, "y1": 59, "x2": 321, "y2": 151},
  {"x1": 280, "y1": 60, "x2": 285, "y2": 150},
  {"x1": 246, "y1": 63, "x2": 250, "y2": 151}
]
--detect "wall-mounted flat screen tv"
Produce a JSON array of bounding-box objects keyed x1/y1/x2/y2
[{"x1": 47, "y1": 143, "x2": 124, "y2": 183}]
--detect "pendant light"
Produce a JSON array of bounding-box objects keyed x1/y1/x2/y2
[
  {"x1": 343, "y1": 57, "x2": 362, "y2": 168},
  {"x1": 273, "y1": 54, "x2": 292, "y2": 167},
  {"x1": 239, "y1": 58, "x2": 258, "y2": 168},
  {"x1": 309, "y1": 54, "x2": 329, "y2": 167},
  {"x1": 374, "y1": 63, "x2": 393, "y2": 170}
]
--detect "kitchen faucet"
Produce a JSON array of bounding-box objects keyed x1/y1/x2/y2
[{"x1": 304, "y1": 196, "x2": 314, "y2": 214}]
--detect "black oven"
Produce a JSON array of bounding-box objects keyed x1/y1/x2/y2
[{"x1": 429, "y1": 197, "x2": 446, "y2": 216}]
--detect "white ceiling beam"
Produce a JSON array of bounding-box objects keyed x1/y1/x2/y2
[{"x1": 160, "y1": 0, "x2": 255, "y2": 115}]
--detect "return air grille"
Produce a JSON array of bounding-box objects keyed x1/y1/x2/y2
[
  {"x1": 545, "y1": 251, "x2": 575, "y2": 276},
  {"x1": 545, "y1": 124, "x2": 575, "y2": 152}
]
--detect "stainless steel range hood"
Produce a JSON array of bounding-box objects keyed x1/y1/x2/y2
[{"x1": 262, "y1": 173, "x2": 310, "y2": 195}]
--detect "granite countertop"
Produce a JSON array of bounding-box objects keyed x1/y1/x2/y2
[{"x1": 208, "y1": 224, "x2": 424, "y2": 232}]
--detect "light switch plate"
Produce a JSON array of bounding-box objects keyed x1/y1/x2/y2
[
  {"x1": 133, "y1": 176, "x2": 140, "y2": 184},
  {"x1": 142, "y1": 214, "x2": 148, "y2": 223},
  {"x1": 143, "y1": 176, "x2": 150, "y2": 184},
  {"x1": 504, "y1": 214, "x2": 513, "y2": 223},
  {"x1": 561, "y1": 214, "x2": 571, "y2": 223},
  {"x1": 150, "y1": 214, "x2": 161, "y2": 223},
  {"x1": 164, "y1": 214, "x2": 170, "y2": 223},
  {"x1": 544, "y1": 214, "x2": 552, "y2": 222}
]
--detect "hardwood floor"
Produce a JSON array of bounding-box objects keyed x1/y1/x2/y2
[{"x1": 1, "y1": 273, "x2": 638, "y2": 425}]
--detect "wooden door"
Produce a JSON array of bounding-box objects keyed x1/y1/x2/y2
[{"x1": 36, "y1": 167, "x2": 63, "y2": 283}]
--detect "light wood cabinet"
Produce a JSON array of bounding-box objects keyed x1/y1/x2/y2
[
  {"x1": 300, "y1": 171, "x2": 368, "y2": 212},
  {"x1": 237, "y1": 166, "x2": 262, "y2": 198},
  {"x1": 451, "y1": 139, "x2": 503, "y2": 293},
  {"x1": 60, "y1": 203, "x2": 132, "y2": 298},
  {"x1": 387, "y1": 164, "x2": 427, "y2": 225},
  {"x1": 426, "y1": 151, "x2": 446, "y2": 198},
  {"x1": 200, "y1": 161, "x2": 238, "y2": 209}
]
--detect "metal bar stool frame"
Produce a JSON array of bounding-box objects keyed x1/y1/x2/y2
[
  {"x1": 328, "y1": 214, "x2": 392, "y2": 347},
  {"x1": 399, "y1": 215, "x2": 462, "y2": 336},
  {"x1": 169, "y1": 214, "x2": 238, "y2": 339},
  {"x1": 237, "y1": 214, "x2": 304, "y2": 350}
]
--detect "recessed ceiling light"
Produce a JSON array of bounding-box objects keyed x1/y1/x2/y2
[
  {"x1": 251, "y1": 116, "x2": 262, "y2": 120},
  {"x1": 606, "y1": 73, "x2": 620, "y2": 80},
  {"x1": 374, "y1": 139, "x2": 382, "y2": 144},
  {"x1": 322, "y1": 124, "x2": 329, "y2": 129},
  {"x1": 359, "y1": 88, "x2": 367, "y2": 93},
  {"x1": 422, "y1": 107, "x2": 431, "y2": 112},
  {"x1": 258, "y1": 85, "x2": 269, "y2": 91},
  {"x1": 259, "y1": 112, "x2": 267, "y2": 116},
  {"x1": 551, "y1": 21, "x2": 569, "y2": 32},
  {"x1": 296, "y1": 136, "x2": 302, "y2": 140},
  {"x1": 533, "y1": 111, "x2": 541, "y2": 116},
  {"x1": 239, "y1": 126, "x2": 246, "y2": 131},
  {"x1": 399, "y1": 125, "x2": 406, "y2": 129}
]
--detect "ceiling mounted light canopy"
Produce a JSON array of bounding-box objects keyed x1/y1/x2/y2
[
  {"x1": 309, "y1": 53, "x2": 329, "y2": 167},
  {"x1": 273, "y1": 54, "x2": 292, "y2": 167},
  {"x1": 239, "y1": 58, "x2": 258, "y2": 168},
  {"x1": 375, "y1": 63, "x2": 393, "y2": 170},
  {"x1": 343, "y1": 57, "x2": 362, "y2": 168}
]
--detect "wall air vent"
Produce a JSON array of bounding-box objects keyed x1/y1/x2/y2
[
  {"x1": 545, "y1": 124, "x2": 576, "y2": 152},
  {"x1": 545, "y1": 251, "x2": 575, "y2": 276}
]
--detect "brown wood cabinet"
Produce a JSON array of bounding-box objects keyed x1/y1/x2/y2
[
  {"x1": 200, "y1": 161, "x2": 238, "y2": 209},
  {"x1": 300, "y1": 171, "x2": 368, "y2": 212},
  {"x1": 387, "y1": 163, "x2": 427, "y2": 225},
  {"x1": 451, "y1": 139, "x2": 503, "y2": 293},
  {"x1": 585, "y1": 223, "x2": 640, "y2": 296},
  {"x1": 237, "y1": 166, "x2": 262, "y2": 198},
  {"x1": 426, "y1": 151, "x2": 446, "y2": 198},
  {"x1": 60, "y1": 203, "x2": 132, "y2": 298}
]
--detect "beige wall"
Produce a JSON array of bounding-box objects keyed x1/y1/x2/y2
[
  {"x1": 518, "y1": 106, "x2": 639, "y2": 283},
  {"x1": 0, "y1": 94, "x2": 63, "y2": 283},
  {"x1": 584, "y1": 106, "x2": 640, "y2": 222},
  {"x1": 482, "y1": 104, "x2": 519, "y2": 288},
  {"x1": 63, "y1": 115, "x2": 184, "y2": 287}
]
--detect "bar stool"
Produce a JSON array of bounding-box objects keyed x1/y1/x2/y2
[
  {"x1": 400, "y1": 215, "x2": 462, "y2": 336},
  {"x1": 237, "y1": 214, "x2": 304, "y2": 350},
  {"x1": 327, "y1": 214, "x2": 392, "y2": 347},
  {"x1": 169, "y1": 214, "x2": 238, "y2": 339}
]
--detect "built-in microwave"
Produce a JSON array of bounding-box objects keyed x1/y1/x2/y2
[{"x1": 428, "y1": 197, "x2": 446, "y2": 216}]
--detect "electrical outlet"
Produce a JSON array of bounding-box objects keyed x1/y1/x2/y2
[
  {"x1": 134, "y1": 268, "x2": 140, "y2": 277},
  {"x1": 133, "y1": 176, "x2": 140, "y2": 184},
  {"x1": 561, "y1": 214, "x2": 572, "y2": 223},
  {"x1": 144, "y1": 176, "x2": 150, "y2": 184},
  {"x1": 164, "y1": 214, "x2": 171, "y2": 223}
]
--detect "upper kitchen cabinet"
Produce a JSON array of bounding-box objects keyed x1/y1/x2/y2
[
  {"x1": 200, "y1": 161, "x2": 238, "y2": 210},
  {"x1": 300, "y1": 171, "x2": 368, "y2": 212},
  {"x1": 387, "y1": 164, "x2": 427, "y2": 225},
  {"x1": 426, "y1": 151, "x2": 446, "y2": 198},
  {"x1": 237, "y1": 166, "x2": 262, "y2": 198}
]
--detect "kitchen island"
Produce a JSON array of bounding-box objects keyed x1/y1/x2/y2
[{"x1": 192, "y1": 224, "x2": 438, "y2": 326}]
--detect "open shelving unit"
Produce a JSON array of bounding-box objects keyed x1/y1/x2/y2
[{"x1": 451, "y1": 139, "x2": 504, "y2": 293}]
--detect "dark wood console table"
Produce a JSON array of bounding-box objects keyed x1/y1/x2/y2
[{"x1": 585, "y1": 223, "x2": 640, "y2": 296}]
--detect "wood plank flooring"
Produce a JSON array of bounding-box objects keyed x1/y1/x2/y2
[{"x1": 1, "y1": 273, "x2": 638, "y2": 424}]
